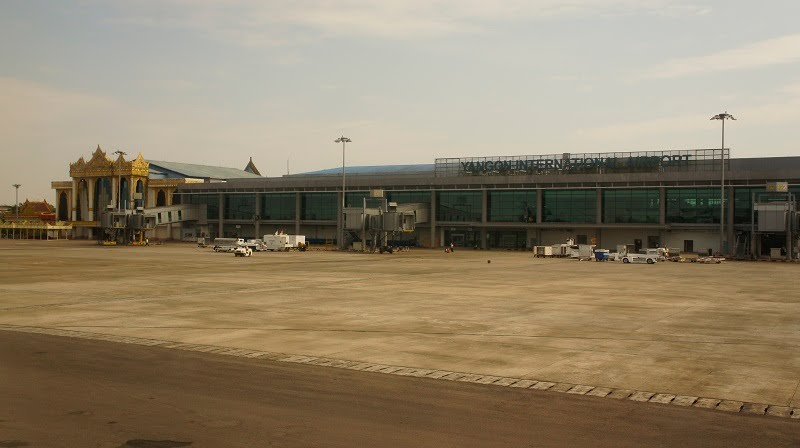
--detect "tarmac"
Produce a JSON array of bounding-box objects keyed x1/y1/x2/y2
[
  {"x1": 2, "y1": 331, "x2": 798, "y2": 448},
  {"x1": 1, "y1": 239, "x2": 800, "y2": 409}
]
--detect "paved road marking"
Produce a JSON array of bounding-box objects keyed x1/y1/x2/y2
[
  {"x1": 717, "y1": 400, "x2": 744, "y2": 413},
  {"x1": 566, "y1": 385, "x2": 594, "y2": 395},
  {"x1": 766, "y1": 406, "x2": 792, "y2": 418},
  {"x1": 649, "y1": 394, "x2": 675, "y2": 404},
  {"x1": 530, "y1": 381, "x2": 556, "y2": 391},
  {"x1": 742, "y1": 403, "x2": 768, "y2": 415},
  {"x1": 550, "y1": 383, "x2": 576, "y2": 393},
  {"x1": 585, "y1": 387, "x2": 613, "y2": 398},
  {"x1": 671, "y1": 396, "x2": 698, "y2": 407},
  {"x1": 426, "y1": 370, "x2": 454, "y2": 379},
  {"x1": 1, "y1": 324, "x2": 797, "y2": 420},
  {"x1": 607, "y1": 389, "x2": 634, "y2": 400},
  {"x1": 629, "y1": 391, "x2": 656, "y2": 402},
  {"x1": 693, "y1": 398, "x2": 721, "y2": 409},
  {"x1": 494, "y1": 378, "x2": 520, "y2": 387}
]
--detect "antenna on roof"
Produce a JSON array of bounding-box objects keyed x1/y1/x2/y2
[{"x1": 287, "y1": 157, "x2": 290, "y2": 175}]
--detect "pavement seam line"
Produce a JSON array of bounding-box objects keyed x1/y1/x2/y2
[{"x1": 1, "y1": 324, "x2": 797, "y2": 420}]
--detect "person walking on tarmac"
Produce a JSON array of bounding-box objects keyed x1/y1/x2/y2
[{"x1": 450, "y1": 242, "x2": 455, "y2": 252}]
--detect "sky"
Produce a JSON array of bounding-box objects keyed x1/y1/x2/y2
[{"x1": 1, "y1": 0, "x2": 799, "y2": 204}]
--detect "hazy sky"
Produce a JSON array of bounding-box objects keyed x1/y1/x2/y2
[{"x1": 2, "y1": 0, "x2": 799, "y2": 203}]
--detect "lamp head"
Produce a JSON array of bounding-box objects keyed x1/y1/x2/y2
[{"x1": 711, "y1": 112, "x2": 736, "y2": 121}]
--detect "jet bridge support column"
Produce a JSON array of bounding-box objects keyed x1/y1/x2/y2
[{"x1": 430, "y1": 190, "x2": 437, "y2": 248}]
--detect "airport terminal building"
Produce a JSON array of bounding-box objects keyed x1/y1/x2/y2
[{"x1": 172, "y1": 149, "x2": 800, "y2": 257}]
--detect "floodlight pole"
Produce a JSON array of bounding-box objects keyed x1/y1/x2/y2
[
  {"x1": 711, "y1": 112, "x2": 735, "y2": 255},
  {"x1": 113, "y1": 150, "x2": 127, "y2": 212},
  {"x1": 12, "y1": 184, "x2": 21, "y2": 221},
  {"x1": 335, "y1": 136, "x2": 351, "y2": 249}
]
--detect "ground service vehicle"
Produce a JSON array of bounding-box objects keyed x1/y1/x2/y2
[
  {"x1": 263, "y1": 234, "x2": 306, "y2": 251},
  {"x1": 622, "y1": 253, "x2": 658, "y2": 264},
  {"x1": 233, "y1": 246, "x2": 252, "y2": 257},
  {"x1": 213, "y1": 238, "x2": 245, "y2": 252}
]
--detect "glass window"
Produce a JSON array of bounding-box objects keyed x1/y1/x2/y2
[
  {"x1": 437, "y1": 191, "x2": 481, "y2": 222},
  {"x1": 665, "y1": 188, "x2": 722, "y2": 224},
  {"x1": 302, "y1": 193, "x2": 337, "y2": 220},
  {"x1": 187, "y1": 194, "x2": 219, "y2": 220},
  {"x1": 603, "y1": 189, "x2": 660, "y2": 224},
  {"x1": 168, "y1": 211, "x2": 172, "y2": 222},
  {"x1": 345, "y1": 192, "x2": 370, "y2": 208},
  {"x1": 387, "y1": 191, "x2": 431, "y2": 204},
  {"x1": 488, "y1": 190, "x2": 536, "y2": 223},
  {"x1": 224, "y1": 194, "x2": 256, "y2": 220},
  {"x1": 542, "y1": 190, "x2": 596, "y2": 223},
  {"x1": 261, "y1": 193, "x2": 296, "y2": 220}
]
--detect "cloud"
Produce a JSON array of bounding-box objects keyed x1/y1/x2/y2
[
  {"x1": 100, "y1": 0, "x2": 710, "y2": 44},
  {"x1": 641, "y1": 34, "x2": 800, "y2": 79},
  {"x1": 575, "y1": 80, "x2": 800, "y2": 144}
]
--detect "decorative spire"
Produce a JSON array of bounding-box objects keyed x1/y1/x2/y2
[{"x1": 244, "y1": 157, "x2": 262, "y2": 176}]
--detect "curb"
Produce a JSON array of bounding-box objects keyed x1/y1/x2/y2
[{"x1": 2, "y1": 324, "x2": 798, "y2": 420}]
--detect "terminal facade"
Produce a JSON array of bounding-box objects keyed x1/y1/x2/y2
[
  {"x1": 50, "y1": 147, "x2": 799, "y2": 257},
  {"x1": 172, "y1": 149, "x2": 800, "y2": 257}
]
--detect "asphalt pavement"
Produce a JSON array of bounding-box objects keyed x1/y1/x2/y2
[{"x1": 1, "y1": 331, "x2": 798, "y2": 448}]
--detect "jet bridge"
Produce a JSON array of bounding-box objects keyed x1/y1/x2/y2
[
  {"x1": 746, "y1": 183, "x2": 799, "y2": 259},
  {"x1": 343, "y1": 193, "x2": 429, "y2": 253}
]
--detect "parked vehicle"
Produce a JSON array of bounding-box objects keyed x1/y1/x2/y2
[
  {"x1": 233, "y1": 246, "x2": 252, "y2": 257},
  {"x1": 263, "y1": 234, "x2": 289, "y2": 251},
  {"x1": 213, "y1": 238, "x2": 244, "y2": 252},
  {"x1": 621, "y1": 253, "x2": 658, "y2": 264},
  {"x1": 244, "y1": 239, "x2": 265, "y2": 252},
  {"x1": 263, "y1": 233, "x2": 307, "y2": 251}
]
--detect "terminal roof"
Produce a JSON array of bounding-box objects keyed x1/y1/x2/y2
[
  {"x1": 294, "y1": 164, "x2": 434, "y2": 176},
  {"x1": 148, "y1": 160, "x2": 263, "y2": 180}
]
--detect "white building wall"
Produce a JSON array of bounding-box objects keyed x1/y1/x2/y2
[{"x1": 662, "y1": 230, "x2": 719, "y2": 255}]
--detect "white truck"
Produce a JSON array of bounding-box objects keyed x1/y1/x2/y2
[
  {"x1": 263, "y1": 234, "x2": 306, "y2": 251},
  {"x1": 263, "y1": 234, "x2": 289, "y2": 251}
]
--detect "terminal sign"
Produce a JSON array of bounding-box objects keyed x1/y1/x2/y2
[
  {"x1": 766, "y1": 182, "x2": 788, "y2": 192},
  {"x1": 459, "y1": 155, "x2": 691, "y2": 175}
]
